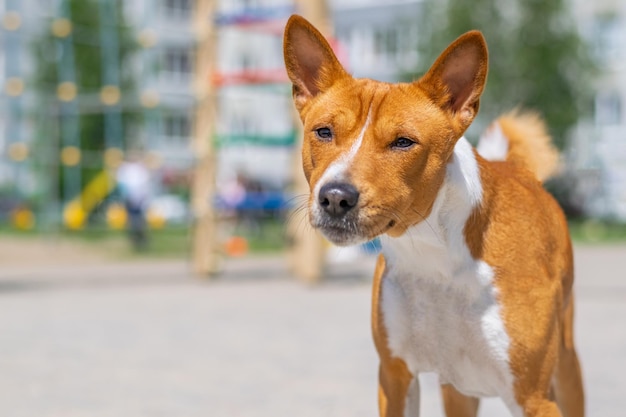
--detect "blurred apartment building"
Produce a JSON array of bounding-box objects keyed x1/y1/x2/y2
[
  {"x1": 211, "y1": 0, "x2": 296, "y2": 188},
  {"x1": 0, "y1": 0, "x2": 624, "y2": 219},
  {"x1": 124, "y1": 0, "x2": 197, "y2": 168},
  {"x1": 333, "y1": 0, "x2": 421, "y2": 81},
  {"x1": 570, "y1": 0, "x2": 626, "y2": 220}
]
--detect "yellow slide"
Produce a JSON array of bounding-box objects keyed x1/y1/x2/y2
[{"x1": 63, "y1": 170, "x2": 116, "y2": 230}]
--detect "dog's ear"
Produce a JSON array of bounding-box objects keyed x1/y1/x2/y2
[
  {"x1": 283, "y1": 15, "x2": 348, "y2": 110},
  {"x1": 418, "y1": 31, "x2": 488, "y2": 131}
]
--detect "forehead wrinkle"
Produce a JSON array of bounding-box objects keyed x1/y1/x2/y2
[
  {"x1": 374, "y1": 85, "x2": 437, "y2": 135},
  {"x1": 356, "y1": 83, "x2": 378, "y2": 117},
  {"x1": 334, "y1": 83, "x2": 376, "y2": 143},
  {"x1": 363, "y1": 83, "x2": 397, "y2": 142},
  {"x1": 330, "y1": 107, "x2": 355, "y2": 131}
]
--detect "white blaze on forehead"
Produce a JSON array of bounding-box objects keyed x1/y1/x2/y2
[{"x1": 313, "y1": 105, "x2": 373, "y2": 197}]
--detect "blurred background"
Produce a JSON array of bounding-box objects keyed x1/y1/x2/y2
[
  {"x1": 0, "y1": 0, "x2": 624, "y2": 262},
  {"x1": 0, "y1": 0, "x2": 625, "y2": 416}
]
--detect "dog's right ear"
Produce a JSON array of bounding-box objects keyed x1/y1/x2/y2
[{"x1": 283, "y1": 15, "x2": 348, "y2": 110}]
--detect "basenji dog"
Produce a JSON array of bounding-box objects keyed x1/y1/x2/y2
[{"x1": 283, "y1": 14, "x2": 584, "y2": 417}]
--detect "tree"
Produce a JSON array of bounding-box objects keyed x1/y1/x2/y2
[
  {"x1": 409, "y1": 0, "x2": 594, "y2": 149},
  {"x1": 32, "y1": 0, "x2": 137, "y2": 203}
]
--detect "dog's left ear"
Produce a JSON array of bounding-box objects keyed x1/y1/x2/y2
[
  {"x1": 418, "y1": 31, "x2": 488, "y2": 132},
  {"x1": 283, "y1": 15, "x2": 349, "y2": 111}
]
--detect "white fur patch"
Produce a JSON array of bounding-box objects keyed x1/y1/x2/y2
[
  {"x1": 379, "y1": 137, "x2": 518, "y2": 408},
  {"x1": 477, "y1": 122, "x2": 508, "y2": 161},
  {"x1": 449, "y1": 136, "x2": 483, "y2": 208}
]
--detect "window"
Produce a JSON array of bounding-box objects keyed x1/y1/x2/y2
[
  {"x1": 595, "y1": 91, "x2": 622, "y2": 126},
  {"x1": 373, "y1": 28, "x2": 401, "y2": 64},
  {"x1": 163, "y1": 0, "x2": 193, "y2": 19},
  {"x1": 162, "y1": 47, "x2": 193, "y2": 80},
  {"x1": 38, "y1": 0, "x2": 62, "y2": 16},
  {"x1": 164, "y1": 114, "x2": 192, "y2": 140},
  {"x1": 592, "y1": 14, "x2": 625, "y2": 67}
]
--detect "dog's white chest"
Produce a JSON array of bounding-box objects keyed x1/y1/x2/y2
[
  {"x1": 380, "y1": 255, "x2": 514, "y2": 398},
  {"x1": 376, "y1": 137, "x2": 515, "y2": 398}
]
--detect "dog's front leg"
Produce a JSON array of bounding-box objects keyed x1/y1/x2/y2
[
  {"x1": 378, "y1": 359, "x2": 419, "y2": 417},
  {"x1": 372, "y1": 255, "x2": 420, "y2": 416},
  {"x1": 441, "y1": 384, "x2": 479, "y2": 417}
]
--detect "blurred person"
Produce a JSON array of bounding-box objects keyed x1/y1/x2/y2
[
  {"x1": 219, "y1": 171, "x2": 269, "y2": 238},
  {"x1": 219, "y1": 171, "x2": 247, "y2": 218},
  {"x1": 239, "y1": 175, "x2": 265, "y2": 237},
  {"x1": 116, "y1": 151, "x2": 152, "y2": 250}
]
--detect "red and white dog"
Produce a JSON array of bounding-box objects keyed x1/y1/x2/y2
[{"x1": 283, "y1": 15, "x2": 584, "y2": 417}]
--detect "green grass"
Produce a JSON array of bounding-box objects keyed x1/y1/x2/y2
[
  {"x1": 569, "y1": 220, "x2": 626, "y2": 244},
  {"x1": 0, "y1": 218, "x2": 289, "y2": 259},
  {"x1": 2, "y1": 219, "x2": 624, "y2": 260},
  {"x1": 231, "y1": 219, "x2": 286, "y2": 253},
  {"x1": 56, "y1": 226, "x2": 192, "y2": 259}
]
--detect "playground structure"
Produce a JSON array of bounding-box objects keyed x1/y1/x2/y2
[
  {"x1": 0, "y1": 0, "x2": 184, "y2": 230},
  {"x1": 191, "y1": 0, "x2": 333, "y2": 281},
  {"x1": 0, "y1": 0, "x2": 334, "y2": 282}
]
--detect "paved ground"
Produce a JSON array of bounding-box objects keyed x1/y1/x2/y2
[{"x1": 0, "y1": 243, "x2": 624, "y2": 416}]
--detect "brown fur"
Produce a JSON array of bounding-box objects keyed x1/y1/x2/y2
[{"x1": 465, "y1": 155, "x2": 584, "y2": 416}]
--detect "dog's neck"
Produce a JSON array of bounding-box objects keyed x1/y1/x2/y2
[{"x1": 380, "y1": 137, "x2": 487, "y2": 282}]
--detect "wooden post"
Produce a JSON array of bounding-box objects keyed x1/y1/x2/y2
[
  {"x1": 287, "y1": 0, "x2": 332, "y2": 284},
  {"x1": 191, "y1": 0, "x2": 219, "y2": 276},
  {"x1": 293, "y1": 0, "x2": 333, "y2": 36}
]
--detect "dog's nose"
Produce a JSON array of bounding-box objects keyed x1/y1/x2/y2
[{"x1": 318, "y1": 182, "x2": 360, "y2": 217}]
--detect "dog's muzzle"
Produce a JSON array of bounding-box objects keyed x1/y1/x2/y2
[{"x1": 311, "y1": 181, "x2": 367, "y2": 246}]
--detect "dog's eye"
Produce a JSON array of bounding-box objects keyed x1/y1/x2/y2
[
  {"x1": 314, "y1": 127, "x2": 333, "y2": 141},
  {"x1": 391, "y1": 137, "x2": 416, "y2": 149}
]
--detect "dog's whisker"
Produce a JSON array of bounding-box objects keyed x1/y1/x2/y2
[{"x1": 408, "y1": 207, "x2": 445, "y2": 247}]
